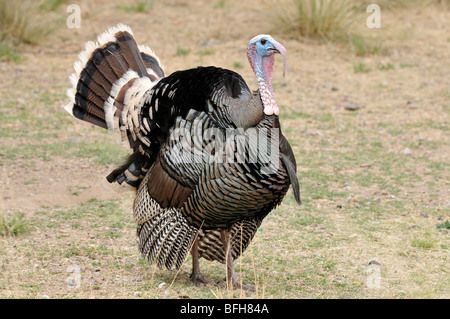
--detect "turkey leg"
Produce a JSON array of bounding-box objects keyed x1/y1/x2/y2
[
  {"x1": 219, "y1": 229, "x2": 255, "y2": 292},
  {"x1": 190, "y1": 236, "x2": 211, "y2": 285}
]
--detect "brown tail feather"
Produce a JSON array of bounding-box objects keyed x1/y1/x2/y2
[
  {"x1": 65, "y1": 24, "x2": 166, "y2": 189},
  {"x1": 65, "y1": 24, "x2": 164, "y2": 134}
]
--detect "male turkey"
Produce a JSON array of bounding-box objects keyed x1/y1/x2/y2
[{"x1": 65, "y1": 24, "x2": 300, "y2": 291}]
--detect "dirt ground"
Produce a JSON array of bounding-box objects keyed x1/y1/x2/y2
[{"x1": 0, "y1": 0, "x2": 448, "y2": 299}]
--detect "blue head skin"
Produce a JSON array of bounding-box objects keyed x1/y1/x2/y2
[{"x1": 247, "y1": 35, "x2": 287, "y2": 116}]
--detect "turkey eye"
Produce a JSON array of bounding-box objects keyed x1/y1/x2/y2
[{"x1": 260, "y1": 39, "x2": 267, "y2": 45}]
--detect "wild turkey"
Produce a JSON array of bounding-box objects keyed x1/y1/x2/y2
[{"x1": 65, "y1": 24, "x2": 300, "y2": 290}]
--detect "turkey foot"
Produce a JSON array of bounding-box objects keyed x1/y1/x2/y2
[
  {"x1": 190, "y1": 271, "x2": 213, "y2": 285},
  {"x1": 217, "y1": 276, "x2": 256, "y2": 292}
]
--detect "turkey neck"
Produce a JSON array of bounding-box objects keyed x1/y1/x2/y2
[
  {"x1": 228, "y1": 52, "x2": 278, "y2": 130},
  {"x1": 248, "y1": 52, "x2": 278, "y2": 117}
]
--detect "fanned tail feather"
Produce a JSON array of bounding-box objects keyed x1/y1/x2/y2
[
  {"x1": 65, "y1": 24, "x2": 165, "y2": 188},
  {"x1": 65, "y1": 23, "x2": 164, "y2": 133}
]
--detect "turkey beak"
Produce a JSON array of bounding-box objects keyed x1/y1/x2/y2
[{"x1": 271, "y1": 41, "x2": 287, "y2": 78}]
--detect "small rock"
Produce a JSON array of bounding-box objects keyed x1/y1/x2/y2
[
  {"x1": 345, "y1": 103, "x2": 360, "y2": 111},
  {"x1": 334, "y1": 276, "x2": 346, "y2": 284},
  {"x1": 368, "y1": 258, "x2": 382, "y2": 266},
  {"x1": 158, "y1": 282, "x2": 167, "y2": 290},
  {"x1": 402, "y1": 147, "x2": 412, "y2": 155},
  {"x1": 331, "y1": 86, "x2": 339, "y2": 91}
]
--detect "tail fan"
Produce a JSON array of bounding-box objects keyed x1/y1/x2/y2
[
  {"x1": 65, "y1": 24, "x2": 165, "y2": 188},
  {"x1": 65, "y1": 24, "x2": 164, "y2": 135}
]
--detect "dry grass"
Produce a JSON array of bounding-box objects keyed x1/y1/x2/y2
[
  {"x1": 0, "y1": 211, "x2": 29, "y2": 236},
  {"x1": 0, "y1": 0, "x2": 56, "y2": 45},
  {"x1": 268, "y1": 0, "x2": 357, "y2": 40},
  {"x1": 267, "y1": 0, "x2": 449, "y2": 56},
  {"x1": 0, "y1": 0, "x2": 448, "y2": 299}
]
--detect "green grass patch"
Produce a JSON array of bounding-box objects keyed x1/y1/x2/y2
[
  {"x1": 117, "y1": 0, "x2": 155, "y2": 13},
  {"x1": 196, "y1": 48, "x2": 216, "y2": 56},
  {"x1": 436, "y1": 220, "x2": 450, "y2": 230},
  {"x1": 233, "y1": 61, "x2": 243, "y2": 69},
  {"x1": 0, "y1": 212, "x2": 29, "y2": 236},
  {"x1": 349, "y1": 34, "x2": 384, "y2": 56},
  {"x1": 377, "y1": 63, "x2": 395, "y2": 71},
  {"x1": 0, "y1": 41, "x2": 23, "y2": 63},
  {"x1": 176, "y1": 47, "x2": 191, "y2": 56},
  {"x1": 353, "y1": 62, "x2": 371, "y2": 73},
  {"x1": 411, "y1": 237, "x2": 437, "y2": 249}
]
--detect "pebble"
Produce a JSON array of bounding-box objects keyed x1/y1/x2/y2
[
  {"x1": 402, "y1": 147, "x2": 412, "y2": 155},
  {"x1": 344, "y1": 103, "x2": 360, "y2": 111},
  {"x1": 158, "y1": 282, "x2": 167, "y2": 290},
  {"x1": 368, "y1": 258, "x2": 382, "y2": 266}
]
